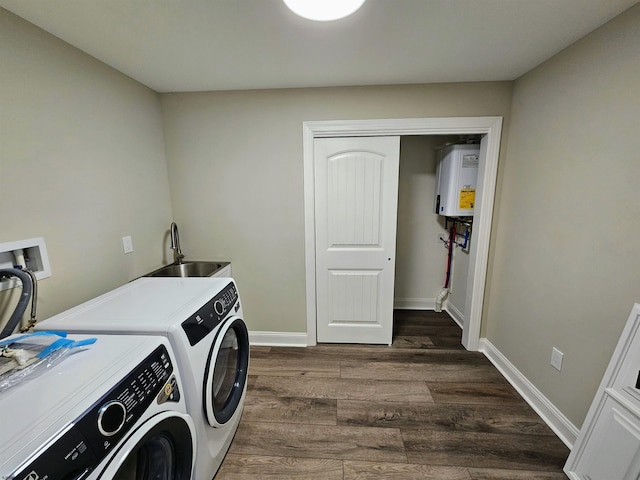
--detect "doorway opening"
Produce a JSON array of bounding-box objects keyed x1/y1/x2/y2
[
  {"x1": 395, "y1": 135, "x2": 478, "y2": 328},
  {"x1": 303, "y1": 117, "x2": 503, "y2": 351}
]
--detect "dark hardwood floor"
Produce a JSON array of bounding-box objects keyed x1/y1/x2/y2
[{"x1": 217, "y1": 310, "x2": 570, "y2": 479}]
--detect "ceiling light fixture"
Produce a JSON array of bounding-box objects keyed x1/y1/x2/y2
[{"x1": 283, "y1": 0, "x2": 366, "y2": 22}]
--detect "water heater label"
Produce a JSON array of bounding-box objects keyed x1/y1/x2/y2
[
  {"x1": 459, "y1": 189, "x2": 475, "y2": 209},
  {"x1": 462, "y1": 154, "x2": 479, "y2": 168}
]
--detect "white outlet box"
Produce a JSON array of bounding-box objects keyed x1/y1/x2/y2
[
  {"x1": 122, "y1": 236, "x2": 134, "y2": 254},
  {"x1": 0, "y1": 237, "x2": 52, "y2": 292},
  {"x1": 551, "y1": 347, "x2": 564, "y2": 371}
]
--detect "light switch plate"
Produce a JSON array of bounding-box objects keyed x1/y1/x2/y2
[
  {"x1": 551, "y1": 347, "x2": 564, "y2": 371},
  {"x1": 122, "y1": 235, "x2": 133, "y2": 254}
]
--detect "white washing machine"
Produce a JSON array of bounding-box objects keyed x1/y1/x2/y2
[
  {"x1": 35, "y1": 277, "x2": 250, "y2": 480},
  {"x1": 0, "y1": 333, "x2": 196, "y2": 480}
]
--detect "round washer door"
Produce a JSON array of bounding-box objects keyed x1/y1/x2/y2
[
  {"x1": 203, "y1": 316, "x2": 250, "y2": 427},
  {"x1": 98, "y1": 412, "x2": 196, "y2": 480}
]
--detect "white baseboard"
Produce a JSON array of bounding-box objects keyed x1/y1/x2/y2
[
  {"x1": 252, "y1": 300, "x2": 439, "y2": 347},
  {"x1": 394, "y1": 299, "x2": 465, "y2": 331},
  {"x1": 249, "y1": 331, "x2": 309, "y2": 347},
  {"x1": 443, "y1": 301, "x2": 464, "y2": 329},
  {"x1": 394, "y1": 298, "x2": 436, "y2": 310},
  {"x1": 478, "y1": 338, "x2": 579, "y2": 449}
]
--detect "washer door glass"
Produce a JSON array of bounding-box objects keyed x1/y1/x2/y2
[
  {"x1": 110, "y1": 416, "x2": 193, "y2": 480},
  {"x1": 204, "y1": 317, "x2": 249, "y2": 427}
]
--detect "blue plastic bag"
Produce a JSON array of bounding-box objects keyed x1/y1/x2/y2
[{"x1": 0, "y1": 331, "x2": 96, "y2": 392}]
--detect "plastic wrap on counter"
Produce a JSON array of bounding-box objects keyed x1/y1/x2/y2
[{"x1": 0, "y1": 331, "x2": 96, "y2": 393}]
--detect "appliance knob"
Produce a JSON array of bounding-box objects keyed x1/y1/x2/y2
[
  {"x1": 97, "y1": 400, "x2": 127, "y2": 437},
  {"x1": 214, "y1": 300, "x2": 225, "y2": 316}
]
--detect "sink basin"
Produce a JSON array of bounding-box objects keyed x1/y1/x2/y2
[{"x1": 145, "y1": 261, "x2": 228, "y2": 278}]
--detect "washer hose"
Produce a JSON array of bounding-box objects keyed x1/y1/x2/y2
[
  {"x1": 0, "y1": 268, "x2": 33, "y2": 340},
  {"x1": 20, "y1": 269, "x2": 38, "y2": 332}
]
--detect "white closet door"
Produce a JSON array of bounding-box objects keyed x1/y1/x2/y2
[{"x1": 314, "y1": 136, "x2": 400, "y2": 345}]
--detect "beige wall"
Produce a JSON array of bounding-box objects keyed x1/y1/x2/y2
[
  {"x1": 160, "y1": 84, "x2": 513, "y2": 333},
  {"x1": 484, "y1": 4, "x2": 640, "y2": 428},
  {"x1": 0, "y1": 8, "x2": 173, "y2": 327}
]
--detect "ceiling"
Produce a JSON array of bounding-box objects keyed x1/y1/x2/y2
[{"x1": 1, "y1": 0, "x2": 636, "y2": 93}]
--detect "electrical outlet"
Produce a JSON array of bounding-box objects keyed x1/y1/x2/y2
[
  {"x1": 122, "y1": 235, "x2": 134, "y2": 254},
  {"x1": 551, "y1": 347, "x2": 564, "y2": 371}
]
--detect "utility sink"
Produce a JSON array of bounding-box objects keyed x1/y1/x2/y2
[{"x1": 144, "y1": 261, "x2": 229, "y2": 278}]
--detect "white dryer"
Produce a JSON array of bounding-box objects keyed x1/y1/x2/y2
[
  {"x1": 0, "y1": 333, "x2": 196, "y2": 480},
  {"x1": 35, "y1": 277, "x2": 250, "y2": 480}
]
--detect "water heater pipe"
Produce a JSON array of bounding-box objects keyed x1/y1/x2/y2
[
  {"x1": 436, "y1": 225, "x2": 456, "y2": 312},
  {"x1": 435, "y1": 288, "x2": 449, "y2": 312},
  {"x1": 443, "y1": 224, "x2": 456, "y2": 289}
]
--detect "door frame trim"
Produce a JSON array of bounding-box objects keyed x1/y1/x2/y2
[{"x1": 303, "y1": 117, "x2": 503, "y2": 350}]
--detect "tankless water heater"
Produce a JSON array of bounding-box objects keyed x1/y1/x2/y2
[{"x1": 434, "y1": 144, "x2": 480, "y2": 217}]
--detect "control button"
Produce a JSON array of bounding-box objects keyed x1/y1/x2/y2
[
  {"x1": 97, "y1": 401, "x2": 126, "y2": 437},
  {"x1": 214, "y1": 300, "x2": 225, "y2": 316},
  {"x1": 157, "y1": 376, "x2": 180, "y2": 404}
]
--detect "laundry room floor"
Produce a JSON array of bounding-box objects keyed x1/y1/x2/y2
[{"x1": 216, "y1": 310, "x2": 570, "y2": 479}]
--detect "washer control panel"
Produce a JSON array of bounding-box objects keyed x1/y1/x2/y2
[
  {"x1": 9, "y1": 345, "x2": 176, "y2": 480},
  {"x1": 181, "y1": 281, "x2": 239, "y2": 346}
]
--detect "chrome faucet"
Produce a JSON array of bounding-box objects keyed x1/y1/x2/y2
[{"x1": 170, "y1": 222, "x2": 184, "y2": 263}]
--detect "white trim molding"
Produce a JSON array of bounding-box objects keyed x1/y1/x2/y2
[
  {"x1": 444, "y1": 302, "x2": 464, "y2": 330},
  {"x1": 394, "y1": 298, "x2": 436, "y2": 310},
  {"x1": 479, "y1": 338, "x2": 580, "y2": 449},
  {"x1": 249, "y1": 331, "x2": 309, "y2": 347},
  {"x1": 303, "y1": 117, "x2": 503, "y2": 349}
]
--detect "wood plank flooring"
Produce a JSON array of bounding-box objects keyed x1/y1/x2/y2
[{"x1": 216, "y1": 310, "x2": 570, "y2": 479}]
